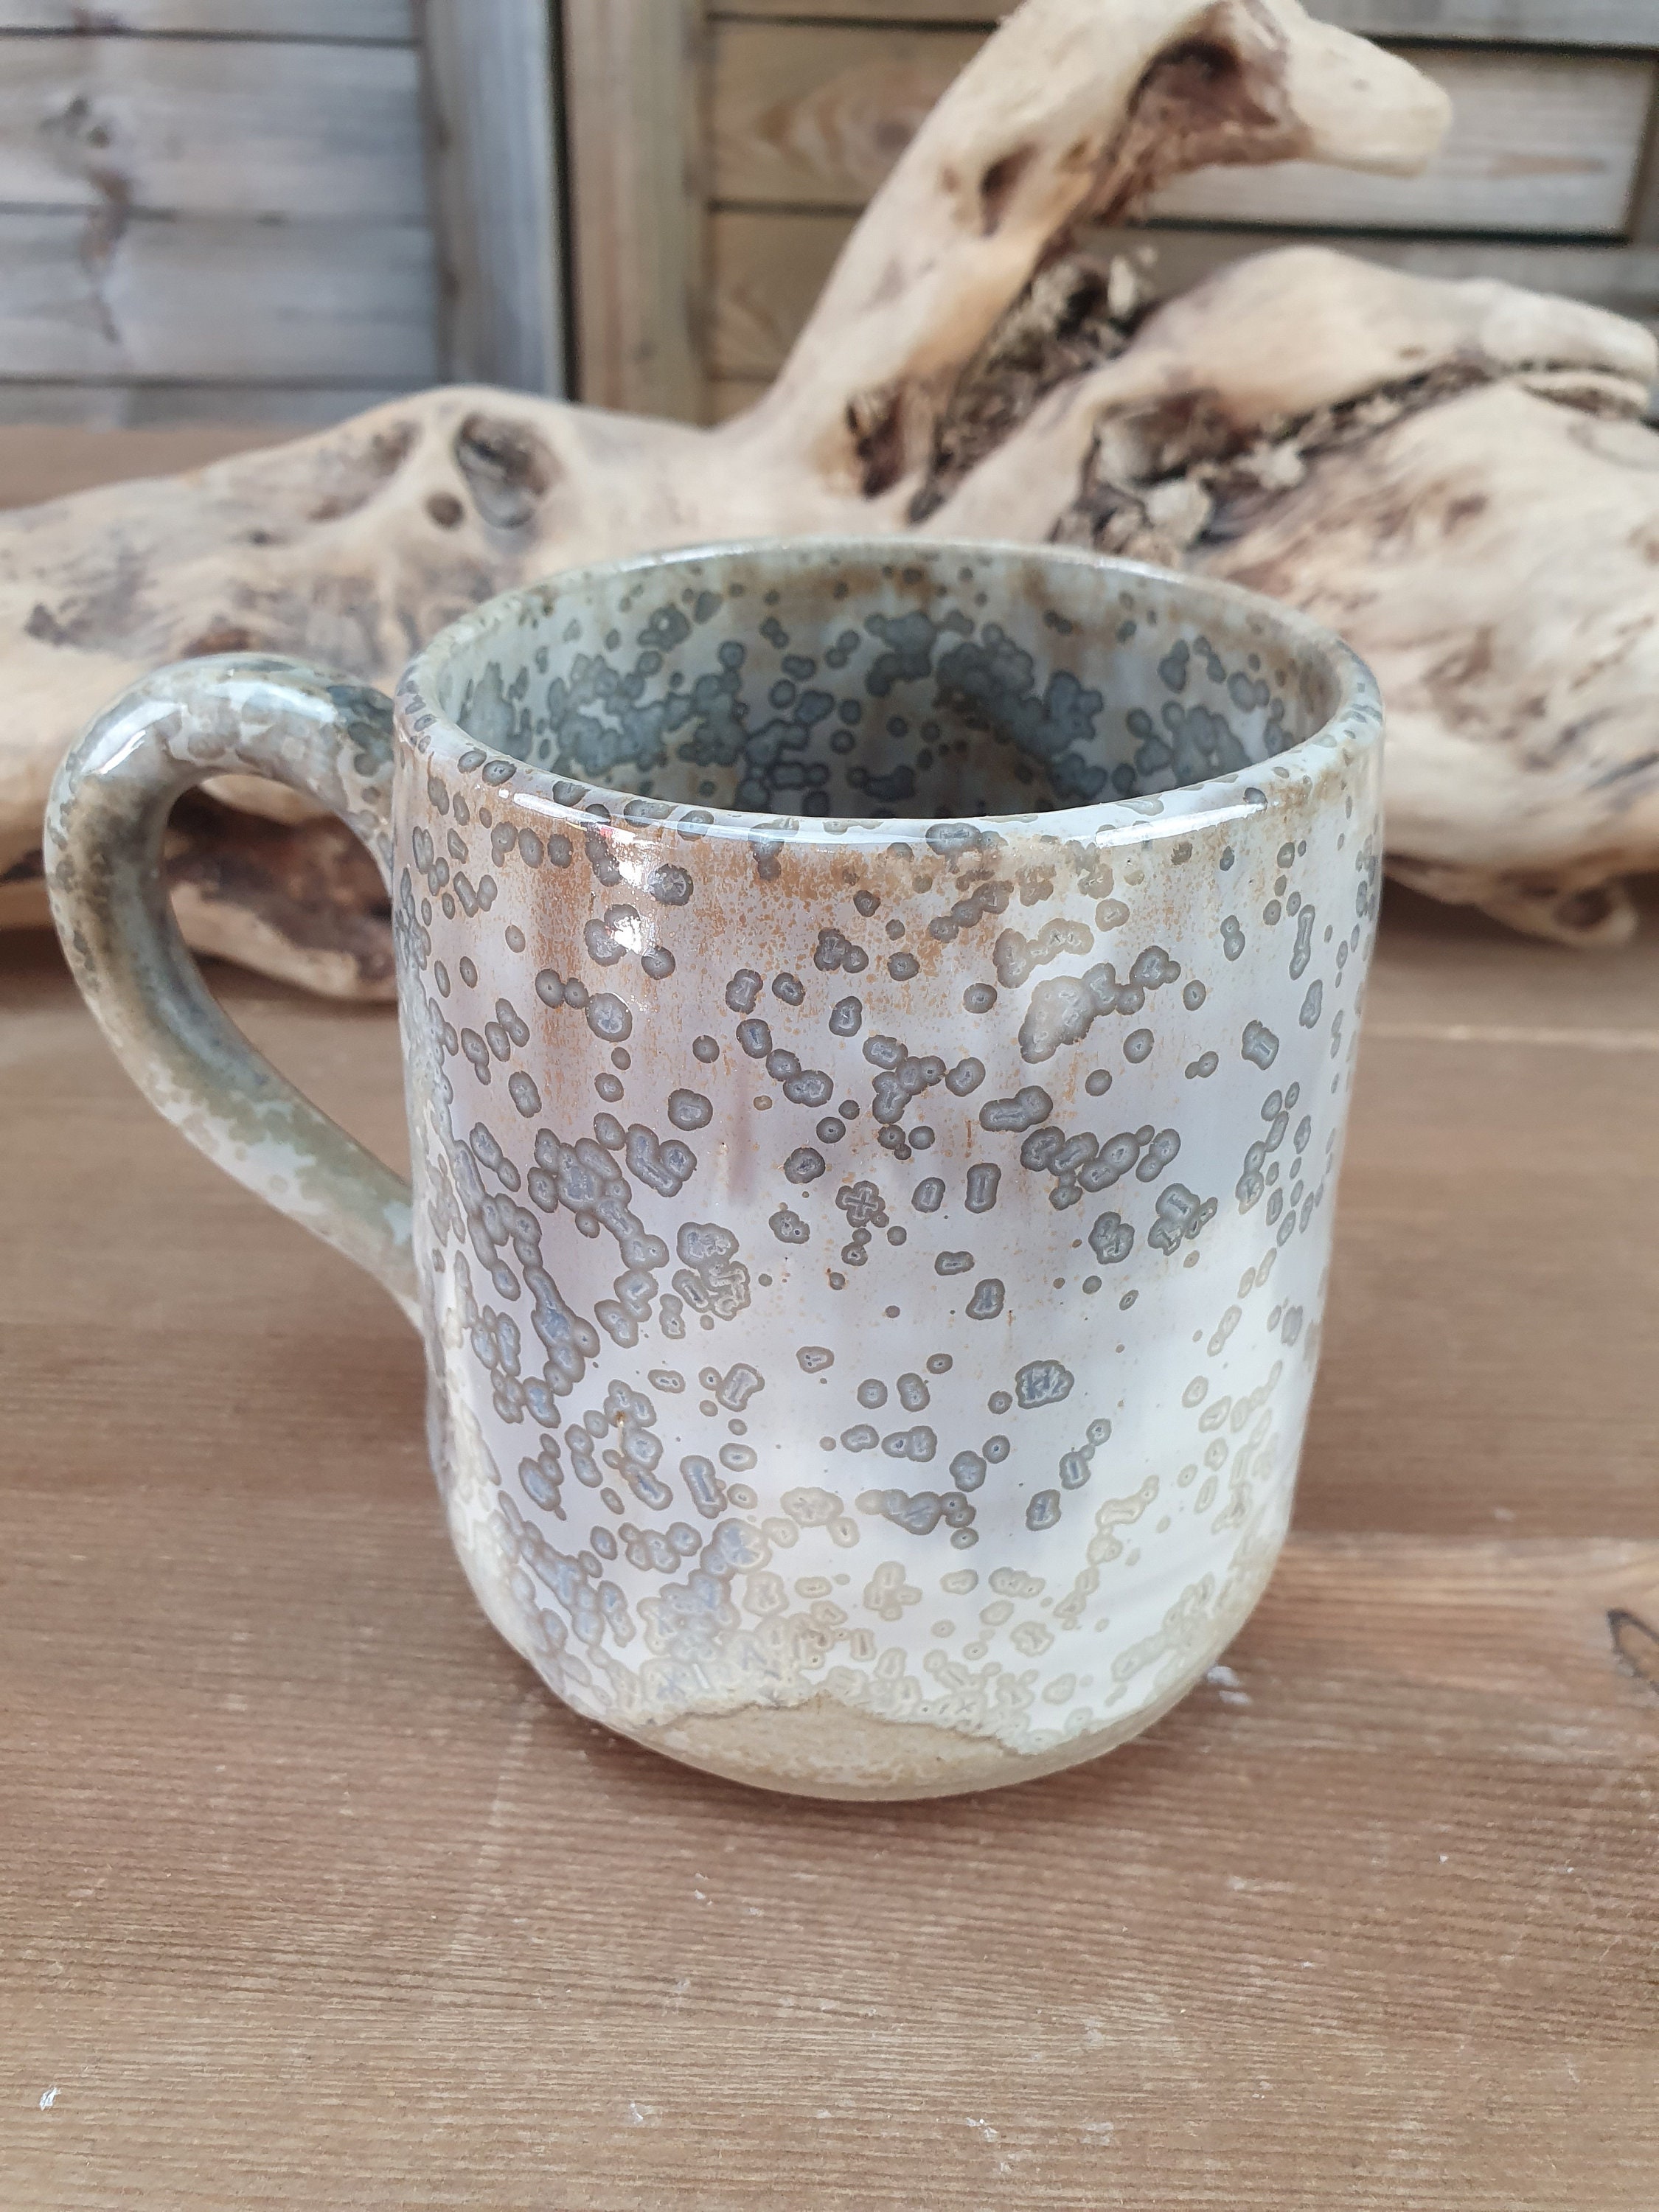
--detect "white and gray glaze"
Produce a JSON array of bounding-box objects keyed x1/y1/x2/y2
[{"x1": 48, "y1": 539, "x2": 1382, "y2": 1800}]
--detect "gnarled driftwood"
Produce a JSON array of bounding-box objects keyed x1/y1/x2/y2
[{"x1": 18, "y1": 0, "x2": 1646, "y2": 976}]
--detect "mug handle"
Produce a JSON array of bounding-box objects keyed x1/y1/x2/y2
[{"x1": 45, "y1": 653, "x2": 418, "y2": 1324}]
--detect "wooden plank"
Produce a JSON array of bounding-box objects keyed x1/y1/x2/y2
[
  {"x1": 0, "y1": 383, "x2": 403, "y2": 430},
  {"x1": 0, "y1": 33, "x2": 425, "y2": 219},
  {"x1": 422, "y1": 0, "x2": 564, "y2": 393},
  {"x1": 0, "y1": 3, "x2": 414, "y2": 35},
  {"x1": 563, "y1": 0, "x2": 710, "y2": 420},
  {"x1": 710, "y1": 207, "x2": 1659, "y2": 379},
  {"x1": 712, "y1": 23, "x2": 1653, "y2": 237},
  {"x1": 714, "y1": 0, "x2": 1658, "y2": 38},
  {"x1": 0, "y1": 211, "x2": 437, "y2": 382}
]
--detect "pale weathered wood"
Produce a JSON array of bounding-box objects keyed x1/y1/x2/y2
[
  {"x1": 0, "y1": 382, "x2": 407, "y2": 429},
  {"x1": 0, "y1": 211, "x2": 437, "y2": 382},
  {"x1": 712, "y1": 22, "x2": 1652, "y2": 237},
  {"x1": 0, "y1": 423, "x2": 297, "y2": 511},
  {"x1": 563, "y1": 0, "x2": 711, "y2": 420},
  {"x1": 0, "y1": 33, "x2": 425, "y2": 218},
  {"x1": 715, "y1": 0, "x2": 1656, "y2": 36},
  {"x1": 0, "y1": 1, "x2": 413, "y2": 32},
  {"x1": 1, "y1": 869, "x2": 1657, "y2": 2203},
  {"x1": 422, "y1": 0, "x2": 564, "y2": 393},
  {"x1": 711, "y1": 207, "x2": 1659, "y2": 379}
]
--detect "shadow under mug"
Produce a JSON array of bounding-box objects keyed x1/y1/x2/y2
[{"x1": 48, "y1": 538, "x2": 1382, "y2": 1801}]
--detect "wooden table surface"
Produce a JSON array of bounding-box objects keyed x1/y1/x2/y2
[{"x1": 2, "y1": 434, "x2": 1658, "y2": 2209}]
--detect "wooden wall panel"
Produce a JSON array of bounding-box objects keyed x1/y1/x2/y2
[
  {"x1": 0, "y1": 3, "x2": 414, "y2": 34},
  {"x1": 712, "y1": 24, "x2": 1654, "y2": 238},
  {"x1": 0, "y1": 35, "x2": 425, "y2": 219},
  {"x1": 563, "y1": 0, "x2": 709, "y2": 420},
  {"x1": 0, "y1": 382, "x2": 408, "y2": 428},
  {"x1": 0, "y1": 211, "x2": 437, "y2": 383},
  {"x1": 715, "y1": 0, "x2": 1655, "y2": 35}
]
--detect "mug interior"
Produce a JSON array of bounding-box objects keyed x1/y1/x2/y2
[{"x1": 427, "y1": 540, "x2": 1344, "y2": 823}]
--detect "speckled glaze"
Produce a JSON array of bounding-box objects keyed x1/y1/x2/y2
[{"x1": 48, "y1": 539, "x2": 1382, "y2": 1800}]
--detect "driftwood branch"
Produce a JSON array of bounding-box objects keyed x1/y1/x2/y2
[{"x1": 15, "y1": 0, "x2": 1640, "y2": 984}]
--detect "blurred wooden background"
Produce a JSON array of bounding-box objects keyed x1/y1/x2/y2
[{"x1": 3, "y1": 1, "x2": 1658, "y2": 431}]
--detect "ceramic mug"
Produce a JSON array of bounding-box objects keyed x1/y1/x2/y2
[{"x1": 47, "y1": 538, "x2": 1381, "y2": 1800}]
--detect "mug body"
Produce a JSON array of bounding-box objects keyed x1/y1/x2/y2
[{"x1": 391, "y1": 540, "x2": 1382, "y2": 1799}]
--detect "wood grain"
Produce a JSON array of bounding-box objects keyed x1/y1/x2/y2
[
  {"x1": 0, "y1": 33, "x2": 425, "y2": 219},
  {"x1": 0, "y1": 2, "x2": 413, "y2": 33},
  {"x1": 711, "y1": 209, "x2": 1659, "y2": 380},
  {"x1": 422, "y1": 0, "x2": 565, "y2": 393},
  {"x1": 0, "y1": 382, "x2": 406, "y2": 429},
  {"x1": 711, "y1": 23, "x2": 1653, "y2": 237},
  {"x1": 1, "y1": 406, "x2": 1658, "y2": 2202},
  {"x1": 0, "y1": 210, "x2": 437, "y2": 383},
  {"x1": 563, "y1": 0, "x2": 711, "y2": 420},
  {"x1": 712, "y1": 0, "x2": 1657, "y2": 38}
]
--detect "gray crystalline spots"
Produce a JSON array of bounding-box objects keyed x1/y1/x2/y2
[
  {"x1": 979, "y1": 1086, "x2": 1053, "y2": 1135},
  {"x1": 829, "y1": 995, "x2": 863, "y2": 1037},
  {"x1": 897, "y1": 1372, "x2": 929, "y2": 1412},
  {"x1": 1299, "y1": 980, "x2": 1325, "y2": 1029},
  {"x1": 679, "y1": 1455, "x2": 728, "y2": 1520},
  {"x1": 931, "y1": 622, "x2": 1112, "y2": 805},
  {"x1": 584, "y1": 907, "x2": 636, "y2": 966},
  {"x1": 935, "y1": 1251, "x2": 975, "y2": 1276},
  {"x1": 881, "y1": 1426, "x2": 937, "y2": 1464},
  {"x1": 1020, "y1": 1121, "x2": 1178, "y2": 1211},
  {"x1": 967, "y1": 1280, "x2": 1005, "y2": 1320},
  {"x1": 992, "y1": 917, "x2": 1094, "y2": 990},
  {"x1": 785, "y1": 1147, "x2": 826, "y2": 1185},
  {"x1": 857, "y1": 1379, "x2": 888, "y2": 1408},
  {"x1": 814, "y1": 928, "x2": 869, "y2": 975},
  {"x1": 856, "y1": 1486, "x2": 974, "y2": 1536},
  {"x1": 1124, "y1": 698, "x2": 1251, "y2": 787},
  {"x1": 769, "y1": 1206, "x2": 810, "y2": 1244},
  {"x1": 950, "y1": 1450, "x2": 986, "y2": 1492},
  {"x1": 1015, "y1": 1359, "x2": 1074, "y2": 1410},
  {"x1": 1088, "y1": 1210, "x2": 1134, "y2": 1265},
  {"x1": 518, "y1": 1435, "x2": 565, "y2": 1517},
  {"x1": 1222, "y1": 917, "x2": 1246, "y2": 961},
  {"x1": 585, "y1": 992, "x2": 632, "y2": 1043},
  {"x1": 913, "y1": 1178, "x2": 945, "y2": 1213},
  {"x1": 772, "y1": 973, "x2": 805, "y2": 1005},
  {"x1": 726, "y1": 968, "x2": 763, "y2": 1014},
  {"x1": 667, "y1": 1090, "x2": 713, "y2": 1130},
  {"x1": 963, "y1": 984, "x2": 997, "y2": 1013},
  {"x1": 841, "y1": 1424, "x2": 879, "y2": 1451},
  {"x1": 1237, "y1": 1085, "x2": 1296, "y2": 1211},
  {"x1": 623, "y1": 1123, "x2": 698, "y2": 1198},
  {"x1": 964, "y1": 1163, "x2": 1001, "y2": 1214},
  {"x1": 672, "y1": 1220, "x2": 750, "y2": 1322},
  {"x1": 1149, "y1": 1183, "x2": 1218, "y2": 1254},
  {"x1": 1242, "y1": 1020, "x2": 1279, "y2": 1069},
  {"x1": 508, "y1": 1071, "x2": 541, "y2": 1118},
  {"x1": 797, "y1": 1345, "x2": 834, "y2": 1372},
  {"x1": 1018, "y1": 945, "x2": 1180, "y2": 1065},
  {"x1": 863, "y1": 1034, "x2": 946, "y2": 1127},
  {"x1": 703, "y1": 1361, "x2": 764, "y2": 1411},
  {"x1": 945, "y1": 1057, "x2": 985, "y2": 1097},
  {"x1": 1290, "y1": 905, "x2": 1317, "y2": 978}
]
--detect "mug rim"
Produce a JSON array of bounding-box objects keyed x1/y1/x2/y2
[{"x1": 396, "y1": 536, "x2": 1382, "y2": 852}]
